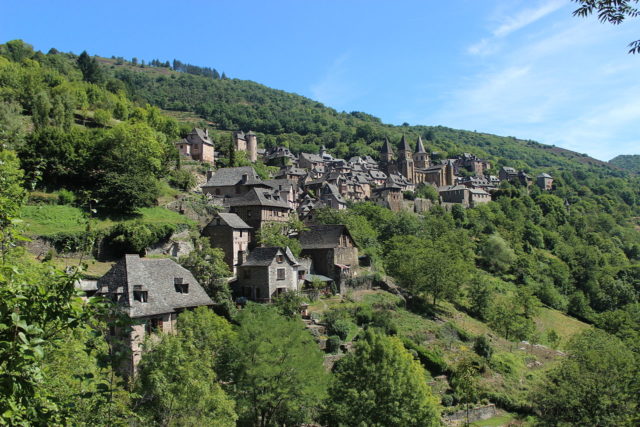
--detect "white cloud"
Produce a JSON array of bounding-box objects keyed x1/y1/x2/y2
[
  {"x1": 429, "y1": 14, "x2": 640, "y2": 160},
  {"x1": 468, "y1": 0, "x2": 566, "y2": 55},
  {"x1": 492, "y1": 0, "x2": 565, "y2": 37}
]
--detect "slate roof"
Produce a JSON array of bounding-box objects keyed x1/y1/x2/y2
[
  {"x1": 299, "y1": 224, "x2": 356, "y2": 250},
  {"x1": 502, "y1": 166, "x2": 517, "y2": 173},
  {"x1": 321, "y1": 183, "x2": 346, "y2": 203},
  {"x1": 300, "y1": 152, "x2": 323, "y2": 163},
  {"x1": 416, "y1": 136, "x2": 427, "y2": 153},
  {"x1": 537, "y1": 173, "x2": 552, "y2": 178},
  {"x1": 399, "y1": 135, "x2": 411, "y2": 152},
  {"x1": 381, "y1": 137, "x2": 394, "y2": 155},
  {"x1": 241, "y1": 247, "x2": 299, "y2": 267},
  {"x1": 226, "y1": 187, "x2": 291, "y2": 209},
  {"x1": 202, "y1": 166, "x2": 262, "y2": 187},
  {"x1": 96, "y1": 255, "x2": 213, "y2": 318},
  {"x1": 210, "y1": 213, "x2": 252, "y2": 229}
]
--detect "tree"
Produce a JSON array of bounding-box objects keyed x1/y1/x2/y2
[
  {"x1": 386, "y1": 235, "x2": 470, "y2": 306},
  {"x1": 534, "y1": 329, "x2": 639, "y2": 425},
  {"x1": 573, "y1": 0, "x2": 640, "y2": 53},
  {"x1": 324, "y1": 330, "x2": 441, "y2": 426},
  {"x1": 135, "y1": 333, "x2": 237, "y2": 426},
  {"x1": 255, "y1": 217, "x2": 307, "y2": 256},
  {"x1": 451, "y1": 355, "x2": 482, "y2": 427},
  {"x1": 178, "y1": 238, "x2": 234, "y2": 317},
  {"x1": 478, "y1": 234, "x2": 516, "y2": 274},
  {"x1": 77, "y1": 50, "x2": 102, "y2": 83},
  {"x1": 234, "y1": 304, "x2": 328, "y2": 426}
]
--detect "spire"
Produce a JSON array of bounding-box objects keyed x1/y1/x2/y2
[
  {"x1": 416, "y1": 136, "x2": 427, "y2": 153},
  {"x1": 399, "y1": 134, "x2": 411, "y2": 152},
  {"x1": 381, "y1": 137, "x2": 394, "y2": 155}
]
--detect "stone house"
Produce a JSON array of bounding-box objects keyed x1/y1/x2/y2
[
  {"x1": 536, "y1": 173, "x2": 553, "y2": 191},
  {"x1": 201, "y1": 166, "x2": 267, "y2": 197},
  {"x1": 298, "y1": 152, "x2": 325, "y2": 170},
  {"x1": 95, "y1": 254, "x2": 213, "y2": 376},
  {"x1": 319, "y1": 182, "x2": 347, "y2": 210},
  {"x1": 202, "y1": 213, "x2": 252, "y2": 275},
  {"x1": 226, "y1": 187, "x2": 293, "y2": 239},
  {"x1": 299, "y1": 225, "x2": 359, "y2": 283},
  {"x1": 232, "y1": 130, "x2": 258, "y2": 162},
  {"x1": 175, "y1": 128, "x2": 215, "y2": 164},
  {"x1": 499, "y1": 166, "x2": 519, "y2": 181},
  {"x1": 234, "y1": 247, "x2": 301, "y2": 302},
  {"x1": 468, "y1": 188, "x2": 492, "y2": 206},
  {"x1": 372, "y1": 185, "x2": 404, "y2": 212},
  {"x1": 439, "y1": 185, "x2": 471, "y2": 207},
  {"x1": 264, "y1": 146, "x2": 297, "y2": 166}
]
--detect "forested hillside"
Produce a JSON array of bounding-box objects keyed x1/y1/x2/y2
[
  {"x1": 610, "y1": 154, "x2": 640, "y2": 173},
  {"x1": 1, "y1": 40, "x2": 640, "y2": 425}
]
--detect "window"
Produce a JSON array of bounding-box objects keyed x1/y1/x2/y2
[
  {"x1": 133, "y1": 290, "x2": 148, "y2": 302},
  {"x1": 146, "y1": 318, "x2": 162, "y2": 334},
  {"x1": 298, "y1": 270, "x2": 305, "y2": 279},
  {"x1": 215, "y1": 189, "x2": 221, "y2": 195},
  {"x1": 277, "y1": 268, "x2": 286, "y2": 280},
  {"x1": 276, "y1": 254, "x2": 284, "y2": 263},
  {"x1": 175, "y1": 283, "x2": 189, "y2": 294}
]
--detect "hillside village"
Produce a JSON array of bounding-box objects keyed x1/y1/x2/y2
[
  {"x1": 2, "y1": 40, "x2": 640, "y2": 427},
  {"x1": 87, "y1": 127, "x2": 558, "y2": 378}
]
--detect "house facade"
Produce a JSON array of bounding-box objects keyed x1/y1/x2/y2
[
  {"x1": 299, "y1": 225, "x2": 359, "y2": 283},
  {"x1": 202, "y1": 213, "x2": 252, "y2": 275},
  {"x1": 95, "y1": 255, "x2": 213, "y2": 376},
  {"x1": 234, "y1": 247, "x2": 301, "y2": 302},
  {"x1": 176, "y1": 128, "x2": 215, "y2": 164}
]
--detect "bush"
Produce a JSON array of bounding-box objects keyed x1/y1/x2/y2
[
  {"x1": 93, "y1": 109, "x2": 112, "y2": 126},
  {"x1": 355, "y1": 305, "x2": 373, "y2": 325},
  {"x1": 57, "y1": 189, "x2": 76, "y2": 205},
  {"x1": 371, "y1": 310, "x2": 398, "y2": 335},
  {"x1": 329, "y1": 319, "x2": 353, "y2": 341},
  {"x1": 473, "y1": 335, "x2": 493, "y2": 359},
  {"x1": 400, "y1": 337, "x2": 450, "y2": 376},
  {"x1": 326, "y1": 335, "x2": 341, "y2": 354},
  {"x1": 168, "y1": 169, "x2": 196, "y2": 191},
  {"x1": 441, "y1": 394, "x2": 454, "y2": 407},
  {"x1": 107, "y1": 221, "x2": 176, "y2": 256},
  {"x1": 28, "y1": 192, "x2": 58, "y2": 205}
]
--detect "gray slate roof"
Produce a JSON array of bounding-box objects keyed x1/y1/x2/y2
[
  {"x1": 226, "y1": 187, "x2": 291, "y2": 209},
  {"x1": 299, "y1": 224, "x2": 356, "y2": 250},
  {"x1": 211, "y1": 213, "x2": 252, "y2": 229},
  {"x1": 242, "y1": 247, "x2": 299, "y2": 267},
  {"x1": 202, "y1": 166, "x2": 262, "y2": 187},
  {"x1": 96, "y1": 255, "x2": 213, "y2": 318}
]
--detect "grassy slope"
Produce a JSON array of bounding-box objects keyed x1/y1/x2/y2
[
  {"x1": 20, "y1": 205, "x2": 195, "y2": 237},
  {"x1": 309, "y1": 289, "x2": 589, "y2": 417}
]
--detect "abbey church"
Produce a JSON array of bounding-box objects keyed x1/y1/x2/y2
[{"x1": 380, "y1": 135, "x2": 455, "y2": 187}]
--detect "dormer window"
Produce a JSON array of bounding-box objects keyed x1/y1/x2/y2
[
  {"x1": 133, "y1": 290, "x2": 148, "y2": 302},
  {"x1": 174, "y1": 278, "x2": 189, "y2": 294},
  {"x1": 276, "y1": 254, "x2": 284, "y2": 263}
]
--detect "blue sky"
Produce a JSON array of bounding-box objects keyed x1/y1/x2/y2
[{"x1": 2, "y1": 0, "x2": 638, "y2": 160}]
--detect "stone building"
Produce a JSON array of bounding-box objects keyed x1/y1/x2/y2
[
  {"x1": 175, "y1": 128, "x2": 215, "y2": 164},
  {"x1": 299, "y1": 225, "x2": 359, "y2": 283},
  {"x1": 226, "y1": 187, "x2": 293, "y2": 238},
  {"x1": 202, "y1": 213, "x2": 252, "y2": 275},
  {"x1": 234, "y1": 247, "x2": 301, "y2": 302},
  {"x1": 414, "y1": 136, "x2": 431, "y2": 169},
  {"x1": 201, "y1": 166, "x2": 267, "y2": 197},
  {"x1": 372, "y1": 184, "x2": 404, "y2": 212},
  {"x1": 95, "y1": 255, "x2": 213, "y2": 376},
  {"x1": 233, "y1": 130, "x2": 258, "y2": 162},
  {"x1": 319, "y1": 182, "x2": 347, "y2": 210},
  {"x1": 499, "y1": 166, "x2": 519, "y2": 181},
  {"x1": 536, "y1": 173, "x2": 553, "y2": 191}
]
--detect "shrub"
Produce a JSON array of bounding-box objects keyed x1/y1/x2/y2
[
  {"x1": 441, "y1": 394, "x2": 454, "y2": 407},
  {"x1": 57, "y1": 189, "x2": 76, "y2": 205},
  {"x1": 168, "y1": 169, "x2": 196, "y2": 191},
  {"x1": 328, "y1": 319, "x2": 354, "y2": 341},
  {"x1": 326, "y1": 335, "x2": 341, "y2": 354},
  {"x1": 473, "y1": 335, "x2": 493, "y2": 359},
  {"x1": 355, "y1": 305, "x2": 373, "y2": 325},
  {"x1": 371, "y1": 310, "x2": 398, "y2": 335},
  {"x1": 400, "y1": 337, "x2": 449, "y2": 376}
]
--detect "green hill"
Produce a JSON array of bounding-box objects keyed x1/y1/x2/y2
[{"x1": 610, "y1": 154, "x2": 640, "y2": 173}]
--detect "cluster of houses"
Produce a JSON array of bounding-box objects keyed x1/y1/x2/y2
[{"x1": 87, "y1": 128, "x2": 556, "y2": 374}]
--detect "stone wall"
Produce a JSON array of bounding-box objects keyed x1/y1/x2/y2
[{"x1": 442, "y1": 404, "x2": 497, "y2": 426}]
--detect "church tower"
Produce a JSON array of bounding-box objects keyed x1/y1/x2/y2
[
  {"x1": 380, "y1": 137, "x2": 397, "y2": 175},
  {"x1": 397, "y1": 135, "x2": 415, "y2": 182},
  {"x1": 413, "y1": 136, "x2": 430, "y2": 169}
]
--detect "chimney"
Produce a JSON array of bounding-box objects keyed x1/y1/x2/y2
[
  {"x1": 206, "y1": 170, "x2": 214, "y2": 181},
  {"x1": 239, "y1": 250, "x2": 248, "y2": 265},
  {"x1": 205, "y1": 128, "x2": 209, "y2": 138},
  {"x1": 241, "y1": 173, "x2": 248, "y2": 184}
]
